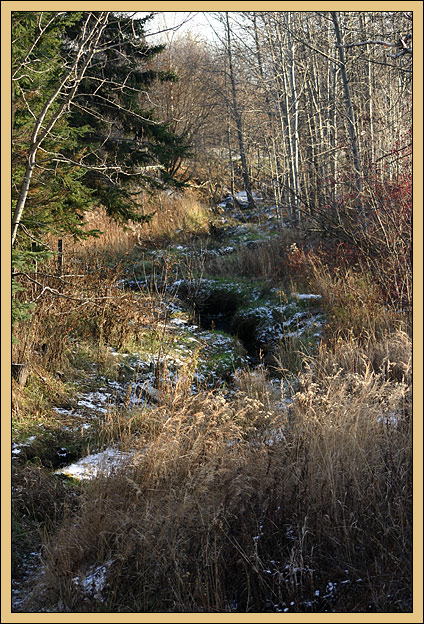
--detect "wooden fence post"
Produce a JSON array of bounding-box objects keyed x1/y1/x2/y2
[
  {"x1": 58, "y1": 239, "x2": 63, "y2": 277},
  {"x1": 31, "y1": 242, "x2": 38, "y2": 277}
]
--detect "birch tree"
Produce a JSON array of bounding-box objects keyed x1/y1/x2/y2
[
  {"x1": 330, "y1": 11, "x2": 364, "y2": 201},
  {"x1": 224, "y1": 12, "x2": 255, "y2": 209}
]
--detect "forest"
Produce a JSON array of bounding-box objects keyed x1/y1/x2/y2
[{"x1": 9, "y1": 10, "x2": 414, "y2": 615}]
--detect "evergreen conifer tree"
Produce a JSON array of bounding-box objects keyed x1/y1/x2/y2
[{"x1": 12, "y1": 11, "x2": 190, "y2": 325}]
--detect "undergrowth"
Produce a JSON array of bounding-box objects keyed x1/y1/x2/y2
[
  {"x1": 11, "y1": 190, "x2": 413, "y2": 614},
  {"x1": 22, "y1": 331, "x2": 412, "y2": 612}
]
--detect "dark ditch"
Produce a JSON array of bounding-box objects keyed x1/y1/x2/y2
[
  {"x1": 13, "y1": 441, "x2": 83, "y2": 470},
  {"x1": 127, "y1": 276, "x2": 320, "y2": 370},
  {"x1": 192, "y1": 297, "x2": 265, "y2": 365},
  {"x1": 198, "y1": 312, "x2": 261, "y2": 365}
]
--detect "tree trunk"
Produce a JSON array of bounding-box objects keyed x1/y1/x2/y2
[
  {"x1": 331, "y1": 11, "x2": 363, "y2": 202},
  {"x1": 225, "y1": 12, "x2": 255, "y2": 210},
  {"x1": 226, "y1": 99, "x2": 235, "y2": 199},
  {"x1": 285, "y1": 13, "x2": 301, "y2": 224}
]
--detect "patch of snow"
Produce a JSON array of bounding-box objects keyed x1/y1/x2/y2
[
  {"x1": 109, "y1": 348, "x2": 131, "y2": 358},
  {"x1": 77, "y1": 400, "x2": 108, "y2": 414},
  {"x1": 291, "y1": 293, "x2": 322, "y2": 300},
  {"x1": 170, "y1": 278, "x2": 185, "y2": 289},
  {"x1": 283, "y1": 314, "x2": 326, "y2": 338},
  {"x1": 73, "y1": 559, "x2": 113, "y2": 601},
  {"x1": 55, "y1": 448, "x2": 134, "y2": 481},
  {"x1": 12, "y1": 551, "x2": 42, "y2": 611},
  {"x1": 12, "y1": 435, "x2": 37, "y2": 455},
  {"x1": 235, "y1": 190, "x2": 263, "y2": 202},
  {"x1": 264, "y1": 428, "x2": 286, "y2": 446},
  {"x1": 323, "y1": 580, "x2": 338, "y2": 599},
  {"x1": 76, "y1": 391, "x2": 113, "y2": 414},
  {"x1": 170, "y1": 317, "x2": 188, "y2": 326},
  {"x1": 84, "y1": 391, "x2": 109, "y2": 404},
  {"x1": 107, "y1": 380, "x2": 124, "y2": 389},
  {"x1": 378, "y1": 411, "x2": 400, "y2": 427},
  {"x1": 54, "y1": 407, "x2": 74, "y2": 416}
]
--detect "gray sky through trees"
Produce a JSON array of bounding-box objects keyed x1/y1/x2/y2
[{"x1": 136, "y1": 11, "x2": 219, "y2": 42}]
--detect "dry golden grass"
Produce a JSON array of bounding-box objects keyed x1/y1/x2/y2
[
  {"x1": 37, "y1": 207, "x2": 140, "y2": 274},
  {"x1": 133, "y1": 190, "x2": 211, "y2": 246},
  {"x1": 21, "y1": 327, "x2": 412, "y2": 613},
  {"x1": 233, "y1": 365, "x2": 281, "y2": 411},
  {"x1": 12, "y1": 192, "x2": 412, "y2": 614},
  {"x1": 204, "y1": 230, "x2": 305, "y2": 287},
  {"x1": 24, "y1": 392, "x2": 277, "y2": 612},
  {"x1": 311, "y1": 328, "x2": 412, "y2": 386},
  {"x1": 305, "y1": 255, "x2": 405, "y2": 341},
  {"x1": 34, "y1": 189, "x2": 211, "y2": 276}
]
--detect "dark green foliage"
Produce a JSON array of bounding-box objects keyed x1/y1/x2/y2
[
  {"x1": 11, "y1": 249, "x2": 51, "y2": 328},
  {"x1": 12, "y1": 11, "x2": 188, "y2": 229},
  {"x1": 12, "y1": 11, "x2": 191, "y2": 326},
  {"x1": 62, "y1": 11, "x2": 190, "y2": 221}
]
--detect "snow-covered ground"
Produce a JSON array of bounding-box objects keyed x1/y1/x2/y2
[{"x1": 55, "y1": 448, "x2": 135, "y2": 481}]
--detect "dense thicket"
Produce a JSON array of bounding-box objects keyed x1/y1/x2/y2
[
  {"x1": 11, "y1": 11, "x2": 189, "y2": 321},
  {"x1": 11, "y1": 10, "x2": 413, "y2": 316},
  {"x1": 149, "y1": 10, "x2": 412, "y2": 304}
]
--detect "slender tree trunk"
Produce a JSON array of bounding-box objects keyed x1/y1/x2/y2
[
  {"x1": 225, "y1": 12, "x2": 255, "y2": 209},
  {"x1": 273, "y1": 16, "x2": 301, "y2": 224},
  {"x1": 285, "y1": 13, "x2": 301, "y2": 224},
  {"x1": 360, "y1": 13, "x2": 375, "y2": 170},
  {"x1": 254, "y1": 33, "x2": 282, "y2": 221},
  {"x1": 329, "y1": 62, "x2": 339, "y2": 205},
  {"x1": 331, "y1": 11, "x2": 363, "y2": 201},
  {"x1": 275, "y1": 20, "x2": 296, "y2": 220},
  {"x1": 262, "y1": 15, "x2": 290, "y2": 213},
  {"x1": 226, "y1": 98, "x2": 235, "y2": 199}
]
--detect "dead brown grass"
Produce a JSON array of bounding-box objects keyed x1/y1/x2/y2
[
  {"x1": 204, "y1": 230, "x2": 306, "y2": 288},
  {"x1": 132, "y1": 190, "x2": 211, "y2": 246},
  {"x1": 305, "y1": 255, "x2": 406, "y2": 341},
  {"x1": 22, "y1": 328, "x2": 412, "y2": 613},
  {"x1": 12, "y1": 193, "x2": 413, "y2": 614}
]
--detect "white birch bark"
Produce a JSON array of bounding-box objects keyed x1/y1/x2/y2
[
  {"x1": 331, "y1": 11, "x2": 363, "y2": 200},
  {"x1": 224, "y1": 12, "x2": 255, "y2": 210}
]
